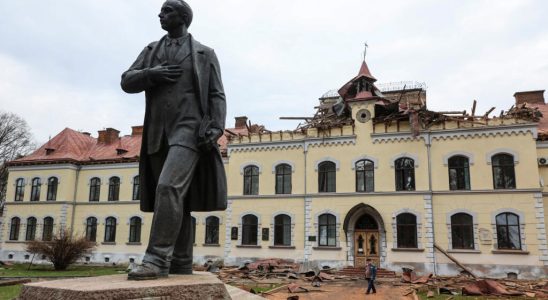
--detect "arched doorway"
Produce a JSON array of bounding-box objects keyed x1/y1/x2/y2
[{"x1": 343, "y1": 204, "x2": 386, "y2": 268}]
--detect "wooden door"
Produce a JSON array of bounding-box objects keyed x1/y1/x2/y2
[{"x1": 354, "y1": 230, "x2": 380, "y2": 267}]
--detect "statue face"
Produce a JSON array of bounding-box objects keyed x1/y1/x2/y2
[{"x1": 159, "y1": 2, "x2": 185, "y2": 31}]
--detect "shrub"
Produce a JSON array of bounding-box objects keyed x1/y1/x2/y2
[{"x1": 25, "y1": 229, "x2": 96, "y2": 270}]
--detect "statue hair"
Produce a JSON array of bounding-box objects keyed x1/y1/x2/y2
[{"x1": 166, "y1": 0, "x2": 193, "y2": 27}]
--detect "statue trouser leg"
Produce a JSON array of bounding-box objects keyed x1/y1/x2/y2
[{"x1": 144, "y1": 145, "x2": 199, "y2": 272}]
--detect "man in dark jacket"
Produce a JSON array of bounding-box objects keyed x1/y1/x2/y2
[
  {"x1": 121, "y1": 0, "x2": 227, "y2": 280},
  {"x1": 365, "y1": 259, "x2": 377, "y2": 294}
]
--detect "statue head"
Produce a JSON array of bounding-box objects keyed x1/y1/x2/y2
[{"x1": 159, "y1": 0, "x2": 193, "y2": 31}]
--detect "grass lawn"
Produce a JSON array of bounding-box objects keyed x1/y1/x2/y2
[
  {"x1": 0, "y1": 263, "x2": 125, "y2": 277},
  {"x1": 0, "y1": 284, "x2": 22, "y2": 300}
]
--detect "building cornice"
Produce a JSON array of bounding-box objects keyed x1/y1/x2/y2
[
  {"x1": 227, "y1": 135, "x2": 356, "y2": 155},
  {"x1": 371, "y1": 123, "x2": 537, "y2": 144}
]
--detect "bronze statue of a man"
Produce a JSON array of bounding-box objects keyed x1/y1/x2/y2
[{"x1": 121, "y1": 0, "x2": 227, "y2": 280}]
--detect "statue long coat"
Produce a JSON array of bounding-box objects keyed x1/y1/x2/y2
[{"x1": 121, "y1": 34, "x2": 227, "y2": 213}]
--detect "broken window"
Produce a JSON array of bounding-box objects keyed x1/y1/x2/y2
[
  {"x1": 396, "y1": 213, "x2": 417, "y2": 248},
  {"x1": 318, "y1": 161, "x2": 336, "y2": 193},
  {"x1": 355, "y1": 159, "x2": 374, "y2": 192},
  {"x1": 451, "y1": 213, "x2": 474, "y2": 249},
  {"x1": 496, "y1": 212, "x2": 521, "y2": 250},
  {"x1": 492, "y1": 154, "x2": 516, "y2": 189},
  {"x1": 448, "y1": 156, "x2": 470, "y2": 190},
  {"x1": 205, "y1": 216, "x2": 220, "y2": 245},
  {"x1": 395, "y1": 158, "x2": 415, "y2": 191}
]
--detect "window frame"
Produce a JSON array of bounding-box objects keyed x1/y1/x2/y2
[
  {"x1": 205, "y1": 216, "x2": 220, "y2": 245},
  {"x1": 14, "y1": 178, "x2": 24, "y2": 201},
  {"x1": 275, "y1": 164, "x2": 292, "y2": 194},
  {"x1": 46, "y1": 177, "x2": 58, "y2": 201},
  {"x1": 30, "y1": 178, "x2": 41, "y2": 201},
  {"x1": 104, "y1": 217, "x2": 116, "y2": 243},
  {"x1": 355, "y1": 159, "x2": 375, "y2": 192},
  {"x1": 9, "y1": 217, "x2": 21, "y2": 240},
  {"x1": 318, "y1": 161, "x2": 336, "y2": 193},
  {"x1": 492, "y1": 154, "x2": 516, "y2": 189},
  {"x1": 241, "y1": 214, "x2": 258, "y2": 245},
  {"x1": 274, "y1": 214, "x2": 291, "y2": 246},
  {"x1": 495, "y1": 212, "x2": 521, "y2": 250},
  {"x1": 129, "y1": 217, "x2": 142, "y2": 243},
  {"x1": 396, "y1": 213, "x2": 418, "y2": 248},
  {"x1": 26, "y1": 217, "x2": 37, "y2": 241},
  {"x1": 448, "y1": 156, "x2": 470, "y2": 190},
  {"x1": 395, "y1": 157, "x2": 415, "y2": 191},
  {"x1": 108, "y1": 177, "x2": 120, "y2": 201},
  {"x1": 243, "y1": 166, "x2": 259, "y2": 195},
  {"x1": 132, "y1": 175, "x2": 140, "y2": 201},
  {"x1": 89, "y1": 177, "x2": 101, "y2": 202},
  {"x1": 318, "y1": 213, "x2": 336, "y2": 247},
  {"x1": 85, "y1": 217, "x2": 97, "y2": 242},
  {"x1": 450, "y1": 213, "x2": 474, "y2": 249},
  {"x1": 42, "y1": 217, "x2": 54, "y2": 241}
]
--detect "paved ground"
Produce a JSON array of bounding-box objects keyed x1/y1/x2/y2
[{"x1": 263, "y1": 280, "x2": 413, "y2": 300}]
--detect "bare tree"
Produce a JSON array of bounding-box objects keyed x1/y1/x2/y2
[{"x1": 0, "y1": 111, "x2": 35, "y2": 205}]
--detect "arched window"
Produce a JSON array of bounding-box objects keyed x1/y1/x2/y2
[
  {"x1": 243, "y1": 166, "x2": 259, "y2": 195},
  {"x1": 9, "y1": 217, "x2": 20, "y2": 240},
  {"x1": 47, "y1": 177, "x2": 58, "y2": 201},
  {"x1": 30, "y1": 178, "x2": 41, "y2": 201},
  {"x1": 355, "y1": 159, "x2": 374, "y2": 192},
  {"x1": 496, "y1": 212, "x2": 521, "y2": 250},
  {"x1": 274, "y1": 214, "x2": 291, "y2": 246},
  {"x1": 42, "y1": 217, "x2": 54, "y2": 241},
  {"x1": 14, "y1": 178, "x2": 25, "y2": 201},
  {"x1": 492, "y1": 154, "x2": 516, "y2": 189},
  {"x1": 85, "y1": 217, "x2": 97, "y2": 242},
  {"x1": 89, "y1": 177, "x2": 101, "y2": 202},
  {"x1": 395, "y1": 158, "x2": 415, "y2": 191},
  {"x1": 448, "y1": 156, "x2": 470, "y2": 190},
  {"x1": 26, "y1": 217, "x2": 37, "y2": 241},
  {"x1": 205, "y1": 216, "x2": 220, "y2": 245},
  {"x1": 451, "y1": 213, "x2": 474, "y2": 249},
  {"x1": 108, "y1": 177, "x2": 120, "y2": 201},
  {"x1": 275, "y1": 164, "x2": 292, "y2": 194},
  {"x1": 318, "y1": 162, "x2": 336, "y2": 193},
  {"x1": 129, "y1": 217, "x2": 142, "y2": 243},
  {"x1": 191, "y1": 216, "x2": 196, "y2": 244},
  {"x1": 242, "y1": 214, "x2": 258, "y2": 245},
  {"x1": 318, "y1": 213, "x2": 336, "y2": 246},
  {"x1": 104, "y1": 217, "x2": 116, "y2": 242},
  {"x1": 132, "y1": 175, "x2": 140, "y2": 201},
  {"x1": 396, "y1": 213, "x2": 417, "y2": 248}
]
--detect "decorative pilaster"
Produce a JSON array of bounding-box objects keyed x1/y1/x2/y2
[
  {"x1": 534, "y1": 193, "x2": 548, "y2": 265},
  {"x1": 303, "y1": 197, "x2": 312, "y2": 262},
  {"x1": 60, "y1": 204, "x2": 68, "y2": 232},
  {"x1": 223, "y1": 199, "x2": 233, "y2": 259},
  {"x1": 423, "y1": 195, "x2": 435, "y2": 267}
]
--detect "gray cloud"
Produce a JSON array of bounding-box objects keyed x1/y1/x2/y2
[{"x1": 1, "y1": 0, "x2": 547, "y2": 143}]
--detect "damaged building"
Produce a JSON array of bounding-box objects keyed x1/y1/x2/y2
[{"x1": 1, "y1": 58, "x2": 548, "y2": 279}]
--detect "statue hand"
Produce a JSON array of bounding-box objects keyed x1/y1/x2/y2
[
  {"x1": 148, "y1": 62, "x2": 183, "y2": 84},
  {"x1": 200, "y1": 128, "x2": 223, "y2": 151}
]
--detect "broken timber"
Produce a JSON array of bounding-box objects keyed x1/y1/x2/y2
[{"x1": 434, "y1": 243, "x2": 477, "y2": 279}]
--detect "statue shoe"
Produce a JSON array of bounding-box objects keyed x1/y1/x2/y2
[{"x1": 128, "y1": 262, "x2": 168, "y2": 280}]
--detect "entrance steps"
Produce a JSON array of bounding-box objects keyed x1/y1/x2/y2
[{"x1": 336, "y1": 267, "x2": 397, "y2": 278}]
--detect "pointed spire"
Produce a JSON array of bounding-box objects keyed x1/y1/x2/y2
[{"x1": 357, "y1": 60, "x2": 376, "y2": 82}]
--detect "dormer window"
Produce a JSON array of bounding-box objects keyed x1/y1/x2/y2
[
  {"x1": 45, "y1": 148, "x2": 55, "y2": 155},
  {"x1": 116, "y1": 148, "x2": 128, "y2": 155}
]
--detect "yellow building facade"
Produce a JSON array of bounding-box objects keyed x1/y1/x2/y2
[{"x1": 1, "y1": 62, "x2": 547, "y2": 278}]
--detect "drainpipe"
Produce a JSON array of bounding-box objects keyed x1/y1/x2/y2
[
  {"x1": 426, "y1": 133, "x2": 437, "y2": 275},
  {"x1": 69, "y1": 165, "x2": 81, "y2": 237}
]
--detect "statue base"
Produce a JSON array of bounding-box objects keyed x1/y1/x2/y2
[{"x1": 19, "y1": 271, "x2": 239, "y2": 300}]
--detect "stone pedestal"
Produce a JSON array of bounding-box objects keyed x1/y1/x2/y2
[{"x1": 19, "y1": 272, "x2": 232, "y2": 300}]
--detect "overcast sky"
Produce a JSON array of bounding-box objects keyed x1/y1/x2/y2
[{"x1": 1, "y1": 0, "x2": 547, "y2": 144}]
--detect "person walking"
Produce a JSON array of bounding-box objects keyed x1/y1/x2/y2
[{"x1": 365, "y1": 258, "x2": 377, "y2": 294}]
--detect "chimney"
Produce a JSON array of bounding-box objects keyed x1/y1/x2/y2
[
  {"x1": 235, "y1": 116, "x2": 248, "y2": 129},
  {"x1": 514, "y1": 90, "x2": 545, "y2": 105},
  {"x1": 97, "y1": 128, "x2": 120, "y2": 144},
  {"x1": 131, "y1": 126, "x2": 143, "y2": 136}
]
